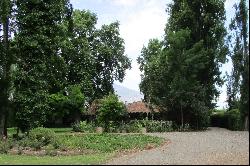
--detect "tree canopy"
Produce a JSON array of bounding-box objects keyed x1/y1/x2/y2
[
  {"x1": 0, "y1": 0, "x2": 131, "y2": 134},
  {"x1": 227, "y1": 0, "x2": 249, "y2": 130},
  {"x1": 138, "y1": 0, "x2": 227, "y2": 129}
]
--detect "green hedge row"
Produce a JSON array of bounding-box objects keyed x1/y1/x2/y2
[
  {"x1": 72, "y1": 120, "x2": 178, "y2": 133},
  {"x1": 210, "y1": 109, "x2": 242, "y2": 130}
]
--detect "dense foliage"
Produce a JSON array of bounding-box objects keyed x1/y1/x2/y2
[
  {"x1": 20, "y1": 127, "x2": 56, "y2": 150},
  {"x1": 72, "y1": 121, "x2": 96, "y2": 133},
  {"x1": 0, "y1": 0, "x2": 248, "y2": 138},
  {"x1": 0, "y1": 0, "x2": 14, "y2": 138},
  {"x1": 210, "y1": 109, "x2": 242, "y2": 130},
  {"x1": 72, "y1": 119, "x2": 188, "y2": 133},
  {"x1": 96, "y1": 93, "x2": 127, "y2": 130},
  {"x1": 138, "y1": 0, "x2": 227, "y2": 129},
  {"x1": 226, "y1": 0, "x2": 249, "y2": 130},
  {"x1": 0, "y1": 0, "x2": 131, "y2": 135},
  {"x1": 13, "y1": 0, "x2": 73, "y2": 132}
]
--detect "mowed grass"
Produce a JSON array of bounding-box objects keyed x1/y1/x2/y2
[
  {"x1": 0, "y1": 153, "x2": 111, "y2": 165},
  {"x1": 7, "y1": 127, "x2": 73, "y2": 135},
  {"x1": 2, "y1": 128, "x2": 165, "y2": 165}
]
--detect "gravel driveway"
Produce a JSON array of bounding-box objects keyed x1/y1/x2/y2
[{"x1": 105, "y1": 127, "x2": 249, "y2": 165}]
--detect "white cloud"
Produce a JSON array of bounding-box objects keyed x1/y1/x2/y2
[
  {"x1": 70, "y1": 0, "x2": 79, "y2": 4},
  {"x1": 111, "y1": 0, "x2": 141, "y2": 7},
  {"x1": 115, "y1": 61, "x2": 142, "y2": 91},
  {"x1": 216, "y1": 86, "x2": 228, "y2": 109},
  {"x1": 225, "y1": 0, "x2": 238, "y2": 11},
  {"x1": 115, "y1": 0, "x2": 169, "y2": 91},
  {"x1": 120, "y1": 3, "x2": 168, "y2": 59}
]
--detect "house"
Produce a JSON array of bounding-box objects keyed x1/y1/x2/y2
[
  {"x1": 126, "y1": 101, "x2": 160, "y2": 120},
  {"x1": 83, "y1": 100, "x2": 161, "y2": 121}
]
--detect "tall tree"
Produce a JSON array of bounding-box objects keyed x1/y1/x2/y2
[
  {"x1": 228, "y1": 0, "x2": 249, "y2": 130},
  {"x1": 0, "y1": 0, "x2": 12, "y2": 138},
  {"x1": 93, "y1": 22, "x2": 131, "y2": 99},
  {"x1": 62, "y1": 9, "x2": 97, "y2": 103},
  {"x1": 165, "y1": 0, "x2": 227, "y2": 109},
  {"x1": 63, "y1": 10, "x2": 131, "y2": 103},
  {"x1": 226, "y1": 72, "x2": 240, "y2": 110},
  {"x1": 138, "y1": 0, "x2": 227, "y2": 129},
  {"x1": 138, "y1": 30, "x2": 210, "y2": 129},
  {"x1": 14, "y1": 0, "x2": 72, "y2": 132},
  {"x1": 137, "y1": 38, "x2": 165, "y2": 107}
]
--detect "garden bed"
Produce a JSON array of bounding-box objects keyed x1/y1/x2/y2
[{"x1": 0, "y1": 127, "x2": 165, "y2": 165}]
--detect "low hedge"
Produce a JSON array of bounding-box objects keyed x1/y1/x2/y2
[
  {"x1": 210, "y1": 109, "x2": 242, "y2": 130},
  {"x1": 210, "y1": 111, "x2": 228, "y2": 128},
  {"x1": 225, "y1": 109, "x2": 242, "y2": 130},
  {"x1": 72, "y1": 120, "x2": 176, "y2": 133}
]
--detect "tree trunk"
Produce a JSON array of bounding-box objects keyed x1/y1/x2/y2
[
  {"x1": 74, "y1": 111, "x2": 81, "y2": 123},
  {"x1": 244, "y1": 115, "x2": 249, "y2": 131},
  {"x1": 4, "y1": 112, "x2": 8, "y2": 137},
  {"x1": 0, "y1": 0, "x2": 10, "y2": 139},
  {"x1": 0, "y1": 114, "x2": 6, "y2": 139},
  {"x1": 181, "y1": 104, "x2": 183, "y2": 130}
]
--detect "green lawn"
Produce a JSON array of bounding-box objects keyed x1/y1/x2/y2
[
  {"x1": 2, "y1": 128, "x2": 165, "y2": 165},
  {"x1": 0, "y1": 153, "x2": 112, "y2": 165},
  {"x1": 7, "y1": 127, "x2": 73, "y2": 135}
]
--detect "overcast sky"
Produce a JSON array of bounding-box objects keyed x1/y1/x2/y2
[{"x1": 70, "y1": 0, "x2": 245, "y2": 109}]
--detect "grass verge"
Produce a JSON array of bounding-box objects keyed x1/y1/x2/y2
[
  {"x1": 0, "y1": 153, "x2": 112, "y2": 165},
  {"x1": 2, "y1": 129, "x2": 165, "y2": 165}
]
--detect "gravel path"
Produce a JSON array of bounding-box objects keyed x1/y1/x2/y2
[{"x1": 105, "y1": 127, "x2": 249, "y2": 165}]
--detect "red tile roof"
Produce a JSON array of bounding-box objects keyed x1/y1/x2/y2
[
  {"x1": 86, "y1": 100, "x2": 160, "y2": 115},
  {"x1": 126, "y1": 101, "x2": 160, "y2": 113}
]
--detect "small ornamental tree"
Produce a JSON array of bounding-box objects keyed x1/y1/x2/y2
[
  {"x1": 48, "y1": 92, "x2": 68, "y2": 125},
  {"x1": 48, "y1": 85, "x2": 85, "y2": 125},
  {"x1": 64, "y1": 85, "x2": 86, "y2": 123},
  {"x1": 96, "y1": 93, "x2": 127, "y2": 130}
]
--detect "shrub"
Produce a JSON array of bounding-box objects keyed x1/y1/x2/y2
[
  {"x1": 210, "y1": 110, "x2": 227, "y2": 128},
  {"x1": 106, "y1": 121, "x2": 118, "y2": 133},
  {"x1": 48, "y1": 85, "x2": 86, "y2": 127},
  {"x1": 19, "y1": 127, "x2": 56, "y2": 150},
  {"x1": 0, "y1": 139, "x2": 14, "y2": 154},
  {"x1": 72, "y1": 121, "x2": 96, "y2": 133},
  {"x1": 142, "y1": 120, "x2": 173, "y2": 132},
  {"x1": 14, "y1": 91, "x2": 51, "y2": 133},
  {"x1": 105, "y1": 121, "x2": 128, "y2": 133},
  {"x1": 118, "y1": 121, "x2": 128, "y2": 132},
  {"x1": 48, "y1": 92, "x2": 68, "y2": 119},
  {"x1": 29, "y1": 127, "x2": 56, "y2": 144},
  {"x1": 126, "y1": 120, "x2": 146, "y2": 133},
  {"x1": 178, "y1": 123, "x2": 192, "y2": 131},
  {"x1": 64, "y1": 85, "x2": 85, "y2": 114},
  {"x1": 210, "y1": 109, "x2": 243, "y2": 131},
  {"x1": 128, "y1": 121, "x2": 142, "y2": 133},
  {"x1": 103, "y1": 120, "x2": 175, "y2": 133},
  {"x1": 225, "y1": 109, "x2": 242, "y2": 131},
  {"x1": 96, "y1": 93, "x2": 127, "y2": 130}
]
